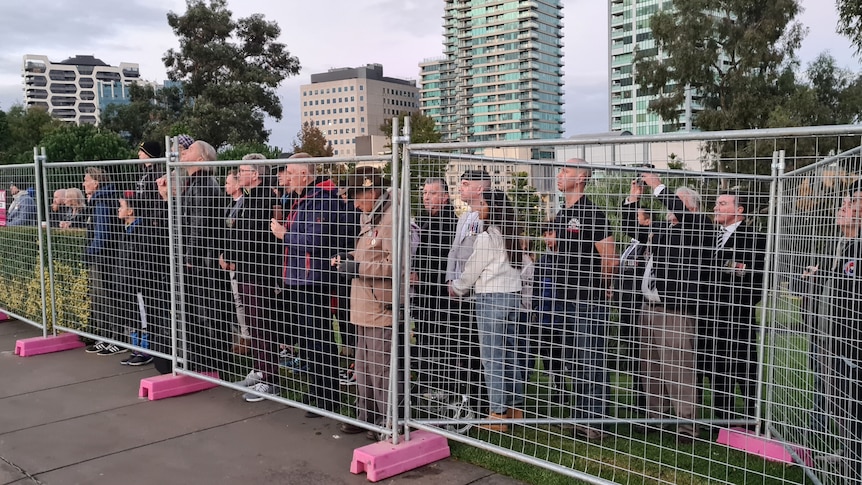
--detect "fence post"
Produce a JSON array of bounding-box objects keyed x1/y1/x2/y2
[{"x1": 33, "y1": 147, "x2": 50, "y2": 338}]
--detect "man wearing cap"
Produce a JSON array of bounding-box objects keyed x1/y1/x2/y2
[
  {"x1": 702, "y1": 192, "x2": 766, "y2": 429},
  {"x1": 803, "y1": 181, "x2": 862, "y2": 481},
  {"x1": 447, "y1": 170, "x2": 491, "y2": 282},
  {"x1": 7, "y1": 180, "x2": 37, "y2": 227},
  {"x1": 331, "y1": 166, "x2": 398, "y2": 438},
  {"x1": 553, "y1": 158, "x2": 617, "y2": 441},
  {"x1": 444, "y1": 169, "x2": 491, "y2": 402},
  {"x1": 270, "y1": 153, "x2": 358, "y2": 415}
]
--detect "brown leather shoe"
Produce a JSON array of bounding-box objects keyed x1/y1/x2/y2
[
  {"x1": 507, "y1": 408, "x2": 524, "y2": 420},
  {"x1": 478, "y1": 412, "x2": 509, "y2": 432}
]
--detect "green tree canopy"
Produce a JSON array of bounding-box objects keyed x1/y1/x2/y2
[
  {"x1": 291, "y1": 122, "x2": 333, "y2": 157},
  {"x1": 218, "y1": 142, "x2": 282, "y2": 161},
  {"x1": 163, "y1": 0, "x2": 301, "y2": 148},
  {"x1": 838, "y1": 0, "x2": 862, "y2": 56},
  {"x1": 101, "y1": 83, "x2": 186, "y2": 147},
  {"x1": 2, "y1": 106, "x2": 61, "y2": 164},
  {"x1": 635, "y1": 0, "x2": 805, "y2": 132},
  {"x1": 41, "y1": 124, "x2": 133, "y2": 162}
]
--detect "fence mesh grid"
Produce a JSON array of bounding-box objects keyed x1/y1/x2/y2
[{"x1": 2, "y1": 127, "x2": 861, "y2": 484}]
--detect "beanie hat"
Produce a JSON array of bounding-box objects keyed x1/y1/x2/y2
[{"x1": 139, "y1": 141, "x2": 163, "y2": 158}]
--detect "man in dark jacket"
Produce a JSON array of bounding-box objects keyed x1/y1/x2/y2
[
  {"x1": 702, "y1": 192, "x2": 766, "y2": 427},
  {"x1": 412, "y1": 177, "x2": 457, "y2": 393},
  {"x1": 270, "y1": 153, "x2": 359, "y2": 416},
  {"x1": 222, "y1": 155, "x2": 281, "y2": 402},
  {"x1": 621, "y1": 174, "x2": 710, "y2": 443},
  {"x1": 179, "y1": 140, "x2": 228, "y2": 373},
  {"x1": 805, "y1": 181, "x2": 862, "y2": 483},
  {"x1": 81, "y1": 167, "x2": 121, "y2": 354}
]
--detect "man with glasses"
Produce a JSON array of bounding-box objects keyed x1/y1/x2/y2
[{"x1": 222, "y1": 155, "x2": 281, "y2": 402}]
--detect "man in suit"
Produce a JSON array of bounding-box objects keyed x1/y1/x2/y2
[
  {"x1": 804, "y1": 181, "x2": 862, "y2": 482},
  {"x1": 622, "y1": 174, "x2": 711, "y2": 444},
  {"x1": 703, "y1": 192, "x2": 766, "y2": 428}
]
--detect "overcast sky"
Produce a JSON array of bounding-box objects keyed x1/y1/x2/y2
[{"x1": 0, "y1": 0, "x2": 857, "y2": 150}]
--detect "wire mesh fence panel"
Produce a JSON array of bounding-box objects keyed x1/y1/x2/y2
[
  {"x1": 403, "y1": 128, "x2": 862, "y2": 485},
  {"x1": 42, "y1": 157, "x2": 171, "y2": 366},
  {"x1": 770, "y1": 145, "x2": 862, "y2": 485},
  {"x1": 0, "y1": 163, "x2": 45, "y2": 329},
  {"x1": 163, "y1": 149, "x2": 401, "y2": 439}
]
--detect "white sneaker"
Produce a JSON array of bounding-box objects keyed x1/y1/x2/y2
[
  {"x1": 242, "y1": 382, "x2": 272, "y2": 402},
  {"x1": 235, "y1": 370, "x2": 263, "y2": 387}
]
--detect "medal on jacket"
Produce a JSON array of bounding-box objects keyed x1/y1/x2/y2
[{"x1": 370, "y1": 230, "x2": 379, "y2": 247}]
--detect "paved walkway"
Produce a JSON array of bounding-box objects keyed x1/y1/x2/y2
[{"x1": 0, "y1": 319, "x2": 523, "y2": 485}]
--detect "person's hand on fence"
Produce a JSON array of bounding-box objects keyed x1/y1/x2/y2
[{"x1": 802, "y1": 265, "x2": 819, "y2": 278}]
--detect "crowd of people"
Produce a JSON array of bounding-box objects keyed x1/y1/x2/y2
[{"x1": 5, "y1": 142, "x2": 860, "y2": 473}]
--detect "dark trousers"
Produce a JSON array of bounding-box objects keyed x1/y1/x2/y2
[
  {"x1": 88, "y1": 263, "x2": 118, "y2": 340},
  {"x1": 286, "y1": 285, "x2": 340, "y2": 411},
  {"x1": 184, "y1": 266, "x2": 232, "y2": 374},
  {"x1": 702, "y1": 310, "x2": 758, "y2": 423},
  {"x1": 834, "y1": 358, "x2": 862, "y2": 484},
  {"x1": 242, "y1": 281, "x2": 281, "y2": 385}
]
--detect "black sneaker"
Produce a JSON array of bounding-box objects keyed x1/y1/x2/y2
[
  {"x1": 85, "y1": 341, "x2": 107, "y2": 354},
  {"x1": 127, "y1": 354, "x2": 154, "y2": 366},
  {"x1": 120, "y1": 353, "x2": 138, "y2": 365},
  {"x1": 96, "y1": 344, "x2": 128, "y2": 356}
]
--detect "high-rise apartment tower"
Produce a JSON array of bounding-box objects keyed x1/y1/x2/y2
[
  {"x1": 420, "y1": 0, "x2": 565, "y2": 149},
  {"x1": 22, "y1": 54, "x2": 140, "y2": 125},
  {"x1": 609, "y1": 0, "x2": 698, "y2": 134}
]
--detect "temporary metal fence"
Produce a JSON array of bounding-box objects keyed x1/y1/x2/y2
[{"x1": 2, "y1": 124, "x2": 862, "y2": 484}]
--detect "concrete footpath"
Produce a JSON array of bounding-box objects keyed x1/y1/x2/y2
[{"x1": 0, "y1": 319, "x2": 524, "y2": 485}]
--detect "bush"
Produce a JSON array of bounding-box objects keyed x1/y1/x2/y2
[{"x1": 0, "y1": 227, "x2": 89, "y2": 331}]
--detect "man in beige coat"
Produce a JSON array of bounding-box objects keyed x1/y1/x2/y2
[{"x1": 331, "y1": 166, "x2": 398, "y2": 440}]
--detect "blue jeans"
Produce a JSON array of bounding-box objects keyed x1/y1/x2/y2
[
  {"x1": 475, "y1": 292, "x2": 524, "y2": 414},
  {"x1": 564, "y1": 302, "x2": 610, "y2": 421}
]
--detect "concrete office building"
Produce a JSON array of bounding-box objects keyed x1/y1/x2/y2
[
  {"x1": 22, "y1": 54, "x2": 140, "y2": 125},
  {"x1": 609, "y1": 0, "x2": 699, "y2": 134},
  {"x1": 420, "y1": 0, "x2": 565, "y2": 150},
  {"x1": 300, "y1": 64, "x2": 418, "y2": 157}
]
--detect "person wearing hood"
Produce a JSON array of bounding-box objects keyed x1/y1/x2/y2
[{"x1": 7, "y1": 180, "x2": 37, "y2": 227}]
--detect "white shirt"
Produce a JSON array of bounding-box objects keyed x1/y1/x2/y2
[{"x1": 451, "y1": 226, "x2": 521, "y2": 295}]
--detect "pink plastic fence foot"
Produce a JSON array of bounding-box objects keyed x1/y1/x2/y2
[
  {"x1": 716, "y1": 427, "x2": 812, "y2": 467},
  {"x1": 0, "y1": 311, "x2": 8, "y2": 321},
  {"x1": 138, "y1": 372, "x2": 220, "y2": 401},
  {"x1": 350, "y1": 430, "x2": 450, "y2": 482},
  {"x1": 14, "y1": 333, "x2": 85, "y2": 356}
]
